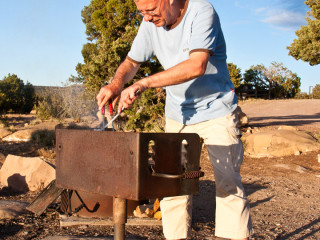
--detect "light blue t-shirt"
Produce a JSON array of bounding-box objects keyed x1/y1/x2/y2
[{"x1": 128, "y1": 0, "x2": 237, "y2": 125}]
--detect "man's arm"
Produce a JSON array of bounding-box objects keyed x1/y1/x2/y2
[
  {"x1": 141, "y1": 51, "x2": 210, "y2": 88},
  {"x1": 96, "y1": 58, "x2": 141, "y2": 110},
  {"x1": 118, "y1": 51, "x2": 210, "y2": 110}
]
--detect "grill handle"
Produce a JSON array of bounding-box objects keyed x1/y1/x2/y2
[{"x1": 151, "y1": 171, "x2": 204, "y2": 179}]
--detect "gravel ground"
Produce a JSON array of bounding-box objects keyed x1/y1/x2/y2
[{"x1": 1, "y1": 99, "x2": 320, "y2": 239}]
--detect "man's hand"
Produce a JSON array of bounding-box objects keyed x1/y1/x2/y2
[
  {"x1": 117, "y1": 81, "x2": 147, "y2": 113},
  {"x1": 96, "y1": 84, "x2": 122, "y2": 111},
  {"x1": 96, "y1": 58, "x2": 141, "y2": 111}
]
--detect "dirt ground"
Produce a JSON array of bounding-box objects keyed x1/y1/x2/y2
[{"x1": 0, "y1": 99, "x2": 320, "y2": 240}]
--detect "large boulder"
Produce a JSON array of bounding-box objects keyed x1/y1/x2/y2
[
  {"x1": 0, "y1": 153, "x2": 5, "y2": 165},
  {"x1": 244, "y1": 129, "x2": 320, "y2": 158},
  {"x1": 2, "y1": 129, "x2": 34, "y2": 142},
  {"x1": 0, "y1": 155, "x2": 55, "y2": 192}
]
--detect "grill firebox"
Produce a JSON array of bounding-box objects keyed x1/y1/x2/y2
[{"x1": 56, "y1": 128, "x2": 202, "y2": 200}]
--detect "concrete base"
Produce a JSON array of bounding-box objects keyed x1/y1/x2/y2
[
  {"x1": 60, "y1": 214, "x2": 162, "y2": 227},
  {"x1": 43, "y1": 237, "x2": 140, "y2": 240}
]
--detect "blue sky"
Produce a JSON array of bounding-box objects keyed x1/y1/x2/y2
[{"x1": 0, "y1": 0, "x2": 318, "y2": 92}]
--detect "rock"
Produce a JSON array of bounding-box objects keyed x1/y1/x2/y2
[
  {"x1": 274, "y1": 164, "x2": 291, "y2": 170},
  {"x1": 0, "y1": 128, "x2": 11, "y2": 139},
  {"x1": 294, "y1": 151, "x2": 301, "y2": 156},
  {"x1": 246, "y1": 127, "x2": 253, "y2": 134},
  {"x1": 274, "y1": 164, "x2": 308, "y2": 173},
  {"x1": 0, "y1": 155, "x2": 55, "y2": 192},
  {"x1": 295, "y1": 166, "x2": 307, "y2": 173},
  {"x1": 2, "y1": 129, "x2": 34, "y2": 142},
  {"x1": 42, "y1": 236, "x2": 129, "y2": 240},
  {"x1": 0, "y1": 200, "x2": 29, "y2": 219},
  {"x1": 278, "y1": 125, "x2": 298, "y2": 131},
  {"x1": 318, "y1": 154, "x2": 320, "y2": 163},
  {"x1": 0, "y1": 153, "x2": 5, "y2": 165},
  {"x1": 236, "y1": 106, "x2": 249, "y2": 127},
  {"x1": 244, "y1": 129, "x2": 320, "y2": 158}
]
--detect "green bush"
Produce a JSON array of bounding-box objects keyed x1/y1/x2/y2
[
  {"x1": 31, "y1": 129, "x2": 56, "y2": 148},
  {"x1": 35, "y1": 99, "x2": 54, "y2": 120},
  {"x1": 314, "y1": 132, "x2": 320, "y2": 143},
  {"x1": 124, "y1": 88, "x2": 165, "y2": 132},
  {"x1": 0, "y1": 74, "x2": 35, "y2": 114},
  {"x1": 0, "y1": 115, "x2": 9, "y2": 128},
  {"x1": 294, "y1": 92, "x2": 310, "y2": 99},
  {"x1": 312, "y1": 84, "x2": 320, "y2": 99}
]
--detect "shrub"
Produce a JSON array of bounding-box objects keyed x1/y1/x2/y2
[
  {"x1": 124, "y1": 88, "x2": 165, "y2": 132},
  {"x1": 31, "y1": 129, "x2": 56, "y2": 148},
  {"x1": 294, "y1": 92, "x2": 310, "y2": 99},
  {"x1": 0, "y1": 74, "x2": 35, "y2": 114},
  {"x1": 0, "y1": 115, "x2": 9, "y2": 128},
  {"x1": 312, "y1": 84, "x2": 320, "y2": 99},
  {"x1": 35, "y1": 82, "x2": 97, "y2": 121}
]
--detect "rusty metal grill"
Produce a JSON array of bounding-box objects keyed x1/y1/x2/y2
[{"x1": 55, "y1": 128, "x2": 202, "y2": 201}]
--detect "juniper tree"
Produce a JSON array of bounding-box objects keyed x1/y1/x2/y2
[
  {"x1": 287, "y1": 0, "x2": 320, "y2": 65},
  {"x1": 227, "y1": 63, "x2": 242, "y2": 91},
  {"x1": 244, "y1": 62, "x2": 301, "y2": 99},
  {"x1": 76, "y1": 0, "x2": 164, "y2": 131}
]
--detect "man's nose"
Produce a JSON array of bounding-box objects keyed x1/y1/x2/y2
[{"x1": 144, "y1": 14, "x2": 153, "y2": 22}]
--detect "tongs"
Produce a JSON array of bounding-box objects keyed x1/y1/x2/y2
[
  {"x1": 97, "y1": 100, "x2": 115, "y2": 131},
  {"x1": 98, "y1": 89, "x2": 140, "y2": 131},
  {"x1": 102, "y1": 106, "x2": 124, "y2": 130}
]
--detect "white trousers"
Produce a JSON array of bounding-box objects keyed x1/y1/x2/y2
[{"x1": 160, "y1": 111, "x2": 253, "y2": 239}]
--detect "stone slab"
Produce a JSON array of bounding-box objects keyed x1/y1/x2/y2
[
  {"x1": 60, "y1": 215, "x2": 162, "y2": 227},
  {"x1": 0, "y1": 200, "x2": 29, "y2": 219}
]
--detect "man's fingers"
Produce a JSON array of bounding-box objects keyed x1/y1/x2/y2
[{"x1": 96, "y1": 86, "x2": 115, "y2": 109}]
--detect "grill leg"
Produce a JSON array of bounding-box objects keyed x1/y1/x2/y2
[{"x1": 113, "y1": 197, "x2": 127, "y2": 240}]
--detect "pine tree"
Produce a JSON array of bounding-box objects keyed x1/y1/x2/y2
[
  {"x1": 287, "y1": 0, "x2": 320, "y2": 65},
  {"x1": 227, "y1": 63, "x2": 242, "y2": 90},
  {"x1": 243, "y1": 63, "x2": 301, "y2": 99},
  {"x1": 76, "y1": 0, "x2": 164, "y2": 131}
]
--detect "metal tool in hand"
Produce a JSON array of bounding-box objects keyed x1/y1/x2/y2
[
  {"x1": 103, "y1": 106, "x2": 124, "y2": 130},
  {"x1": 101, "y1": 106, "x2": 106, "y2": 129},
  {"x1": 103, "y1": 89, "x2": 140, "y2": 130},
  {"x1": 97, "y1": 99, "x2": 114, "y2": 131}
]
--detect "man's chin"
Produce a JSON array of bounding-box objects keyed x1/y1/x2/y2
[{"x1": 152, "y1": 19, "x2": 166, "y2": 27}]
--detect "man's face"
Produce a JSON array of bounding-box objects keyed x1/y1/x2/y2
[{"x1": 135, "y1": 0, "x2": 168, "y2": 27}]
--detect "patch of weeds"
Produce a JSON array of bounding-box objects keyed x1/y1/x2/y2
[
  {"x1": 31, "y1": 129, "x2": 56, "y2": 148},
  {"x1": 241, "y1": 136, "x2": 247, "y2": 151},
  {"x1": 8, "y1": 125, "x2": 16, "y2": 132},
  {"x1": 0, "y1": 116, "x2": 9, "y2": 128},
  {"x1": 30, "y1": 119, "x2": 42, "y2": 126},
  {"x1": 37, "y1": 148, "x2": 56, "y2": 159},
  {"x1": 314, "y1": 132, "x2": 320, "y2": 143}
]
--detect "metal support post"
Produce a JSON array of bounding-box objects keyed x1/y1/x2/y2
[{"x1": 113, "y1": 197, "x2": 127, "y2": 240}]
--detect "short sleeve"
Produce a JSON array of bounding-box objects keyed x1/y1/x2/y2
[
  {"x1": 189, "y1": 4, "x2": 221, "y2": 55},
  {"x1": 128, "y1": 21, "x2": 154, "y2": 63}
]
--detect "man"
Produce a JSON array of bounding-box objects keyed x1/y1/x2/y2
[{"x1": 96, "y1": 0, "x2": 253, "y2": 239}]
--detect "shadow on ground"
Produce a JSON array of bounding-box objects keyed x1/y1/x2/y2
[
  {"x1": 193, "y1": 180, "x2": 268, "y2": 223},
  {"x1": 249, "y1": 113, "x2": 320, "y2": 128},
  {"x1": 275, "y1": 217, "x2": 320, "y2": 239}
]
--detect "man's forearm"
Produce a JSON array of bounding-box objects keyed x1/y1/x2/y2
[
  {"x1": 112, "y1": 58, "x2": 141, "y2": 88},
  {"x1": 96, "y1": 58, "x2": 140, "y2": 109},
  {"x1": 139, "y1": 51, "x2": 210, "y2": 89}
]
